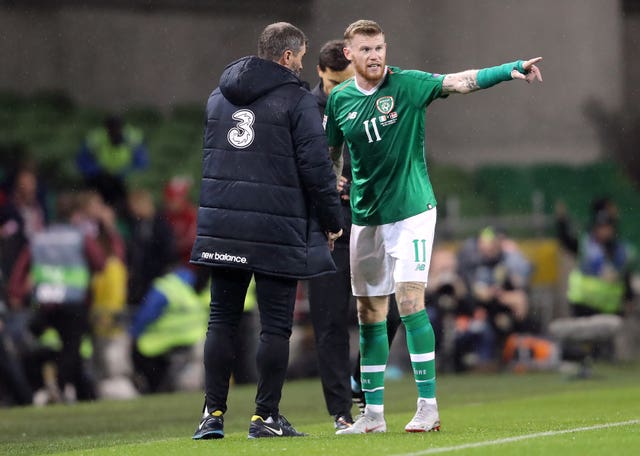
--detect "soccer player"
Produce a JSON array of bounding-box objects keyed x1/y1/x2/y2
[
  {"x1": 309, "y1": 40, "x2": 403, "y2": 425},
  {"x1": 324, "y1": 19, "x2": 542, "y2": 435}
]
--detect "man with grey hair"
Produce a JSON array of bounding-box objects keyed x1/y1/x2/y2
[
  {"x1": 257, "y1": 22, "x2": 307, "y2": 73},
  {"x1": 191, "y1": 22, "x2": 343, "y2": 440}
]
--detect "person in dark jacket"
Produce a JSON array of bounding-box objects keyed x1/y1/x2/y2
[
  {"x1": 191, "y1": 22, "x2": 343, "y2": 440},
  {"x1": 308, "y1": 39, "x2": 357, "y2": 430},
  {"x1": 126, "y1": 189, "x2": 176, "y2": 309}
]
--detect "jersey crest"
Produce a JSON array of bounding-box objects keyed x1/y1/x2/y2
[{"x1": 375, "y1": 96, "x2": 394, "y2": 114}]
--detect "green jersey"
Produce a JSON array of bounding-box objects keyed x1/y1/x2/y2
[{"x1": 324, "y1": 66, "x2": 445, "y2": 226}]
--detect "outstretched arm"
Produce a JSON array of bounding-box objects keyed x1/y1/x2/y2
[{"x1": 442, "y1": 57, "x2": 543, "y2": 95}]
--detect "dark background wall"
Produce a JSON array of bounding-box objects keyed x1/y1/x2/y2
[{"x1": 0, "y1": 0, "x2": 633, "y2": 167}]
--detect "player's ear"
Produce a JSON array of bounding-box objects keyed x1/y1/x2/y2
[
  {"x1": 343, "y1": 46, "x2": 353, "y2": 62},
  {"x1": 317, "y1": 65, "x2": 323, "y2": 78}
]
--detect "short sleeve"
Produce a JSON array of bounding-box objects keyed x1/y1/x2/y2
[
  {"x1": 403, "y1": 70, "x2": 446, "y2": 107},
  {"x1": 323, "y1": 92, "x2": 344, "y2": 148}
]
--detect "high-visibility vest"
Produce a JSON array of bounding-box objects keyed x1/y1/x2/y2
[
  {"x1": 30, "y1": 225, "x2": 89, "y2": 305},
  {"x1": 136, "y1": 273, "x2": 207, "y2": 357},
  {"x1": 566, "y1": 270, "x2": 625, "y2": 314},
  {"x1": 86, "y1": 125, "x2": 144, "y2": 175},
  {"x1": 566, "y1": 235, "x2": 634, "y2": 314},
  {"x1": 244, "y1": 278, "x2": 256, "y2": 312},
  {"x1": 40, "y1": 328, "x2": 93, "y2": 359}
]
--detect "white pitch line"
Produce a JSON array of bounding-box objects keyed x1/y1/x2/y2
[{"x1": 396, "y1": 419, "x2": 640, "y2": 456}]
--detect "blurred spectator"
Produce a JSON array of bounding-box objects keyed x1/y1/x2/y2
[
  {"x1": 550, "y1": 206, "x2": 636, "y2": 373},
  {"x1": 162, "y1": 176, "x2": 197, "y2": 267},
  {"x1": 7, "y1": 192, "x2": 117, "y2": 402},
  {"x1": 130, "y1": 265, "x2": 210, "y2": 393},
  {"x1": 126, "y1": 189, "x2": 176, "y2": 309},
  {"x1": 424, "y1": 247, "x2": 467, "y2": 372},
  {"x1": 0, "y1": 167, "x2": 47, "y2": 279},
  {"x1": 76, "y1": 116, "x2": 148, "y2": 212},
  {"x1": 565, "y1": 210, "x2": 635, "y2": 317},
  {"x1": 0, "y1": 274, "x2": 33, "y2": 406},
  {"x1": 85, "y1": 195, "x2": 135, "y2": 400},
  {"x1": 74, "y1": 190, "x2": 126, "y2": 264},
  {"x1": 90, "y1": 251, "x2": 137, "y2": 400},
  {"x1": 555, "y1": 196, "x2": 619, "y2": 256},
  {"x1": 455, "y1": 227, "x2": 533, "y2": 371}
]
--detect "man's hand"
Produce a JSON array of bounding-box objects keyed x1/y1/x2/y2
[
  {"x1": 327, "y1": 229, "x2": 343, "y2": 251},
  {"x1": 511, "y1": 57, "x2": 543, "y2": 83},
  {"x1": 337, "y1": 176, "x2": 350, "y2": 201}
]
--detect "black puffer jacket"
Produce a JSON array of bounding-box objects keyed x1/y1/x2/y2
[{"x1": 190, "y1": 56, "x2": 343, "y2": 278}]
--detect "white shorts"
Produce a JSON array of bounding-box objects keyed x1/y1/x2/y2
[{"x1": 350, "y1": 209, "x2": 437, "y2": 297}]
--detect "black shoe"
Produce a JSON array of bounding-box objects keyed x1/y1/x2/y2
[
  {"x1": 193, "y1": 412, "x2": 224, "y2": 440},
  {"x1": 334, "y1": 413, "x2": 354, "y2": 431},
  {"x1": 248, "y1": 414, "x2": 306, "y2": 438}
]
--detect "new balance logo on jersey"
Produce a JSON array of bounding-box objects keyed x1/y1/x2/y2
[
  {"x1": 347, "y1": 111, "x2": 358, "y2": 120},
  {"x1": 415, "y1": 264, "x2": 426, "y2": 271}
]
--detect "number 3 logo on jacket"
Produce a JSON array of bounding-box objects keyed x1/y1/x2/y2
[{"x1": 227, "y1": 109, "x2": 255, "y2": 149}]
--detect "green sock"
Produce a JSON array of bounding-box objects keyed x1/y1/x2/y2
[
  {"x1": 359, "y1": 321, "x2": 389, "y2": 408},
  {"x1": 401, "y1": 310, "x2": 436, "y2": 399}
]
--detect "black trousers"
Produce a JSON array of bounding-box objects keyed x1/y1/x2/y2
[
  {"x1": 29, "y1": 304, "x2": 96, "y2": 400},
  {"x1": 307, "y1": 244, "x2": 353, "y2": 417},
  {"x1": 204, "y1": 267, "x2": 297, "y2": 418},
  {"x1": 0, "y1": 330, "x2": 33, "y2": 405}
]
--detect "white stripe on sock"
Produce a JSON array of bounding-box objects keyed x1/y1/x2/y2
[
  {"x1": 362, "y1": 386, "x2": 385, "y2": 393},
  {"x1": 410, "y1": 352, "x2": 435, "y2": 362},
  {"x1": 361, "y1": 364, "x2": 387, "y2": 373}
]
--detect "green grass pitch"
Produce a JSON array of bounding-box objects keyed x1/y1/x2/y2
[{"x1": 1, "y1": 363, "x2": 639, "y2": 455}]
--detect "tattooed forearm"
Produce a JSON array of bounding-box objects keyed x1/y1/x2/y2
[
  {"x1": 462, "y1": 75, "x2": 480, "y2": 91},
  {"x1": 396, "y1": 282, "x2": 426, "y2": 316},
  {"x1": 442, "y1": 69, "x2": 480, "y2": 94}
]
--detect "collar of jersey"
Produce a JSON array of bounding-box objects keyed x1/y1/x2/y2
[{"x1": 354, "y1": 66, "x2": 389, "y2": 96}]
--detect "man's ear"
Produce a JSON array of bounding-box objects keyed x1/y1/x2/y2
[
  {"x1": 278, "y1": 49, "x2": 293, "y2": 67},
  {"x1": 316, "y1": 64, "x2": 323, "y2": 78},
  {"x1": 343, "y1": 47, "x2": 352, "y2": 62}
]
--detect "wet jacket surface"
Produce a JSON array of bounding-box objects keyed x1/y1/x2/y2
[{"x1": 191, "y1": 56, "x2": 343, "y2": 278}]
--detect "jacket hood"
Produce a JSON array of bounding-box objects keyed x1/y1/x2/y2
[{"x1": 219, "y1": 56, "x2": 302, "y2": 106}]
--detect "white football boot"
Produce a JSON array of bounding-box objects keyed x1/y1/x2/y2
[
  {"x1": 336, "y1": 411, "x2": 386, "y2": 435},
  {"x1": 404, "y1": 398, "x2": 441, "y2": 432}
]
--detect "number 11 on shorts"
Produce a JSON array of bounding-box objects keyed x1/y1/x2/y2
[{"x1": 412, "y1": 239, "x2": 427, "y2": 262}]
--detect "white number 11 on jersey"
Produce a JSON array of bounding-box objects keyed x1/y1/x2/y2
[{"x1": 363, "y1": 118, "x2": 382, "y2": 143}]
